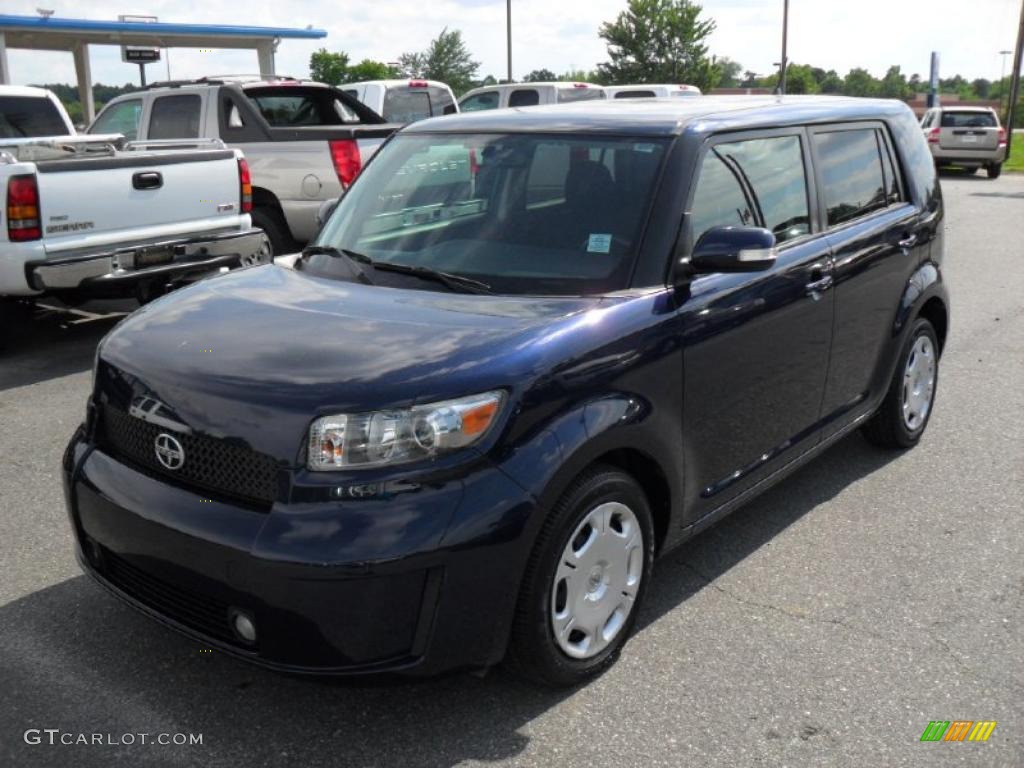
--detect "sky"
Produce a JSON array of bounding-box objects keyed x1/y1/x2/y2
[{"x1": 4, "y1": 0, "x2": 1022, "y2": 88}]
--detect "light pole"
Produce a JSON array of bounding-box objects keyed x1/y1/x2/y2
[
  {"x1": 778, "y1": 0, "x2": 789, "y2": 95},
  {"x1": 506, "y1": 0, "x2": 513, "y2": 83}
]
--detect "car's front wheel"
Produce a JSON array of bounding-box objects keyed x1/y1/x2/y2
[
  {"x1": 505, "y1": 465, "x2": 654, "y2": 687},
  {"x1": 863, "y1": 317, "x2": 939, "y2": 449}
]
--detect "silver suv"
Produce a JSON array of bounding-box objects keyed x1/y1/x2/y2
[{"x1": 921, "y1": 106, "x2": 1007, "y2": 178}]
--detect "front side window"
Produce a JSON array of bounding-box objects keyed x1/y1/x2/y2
[
  {"x1": 459, "y1": 92, "x2": 499, "y2": 112},
  {"x1": 689, "y1": 135, "x2": 811, "y2": 245},
  {"x1": 313, "y1": 133, "x2": 669, "y2": 295},
  {"x1": 89, "y1": 99, "x2": 143, "y2": 140},
  {"x1": 148, "y1": 94, "x2": 201, "y2": 139},
  {"x1": 813, "y1": 129, "x2": 888, "y2": 227}
]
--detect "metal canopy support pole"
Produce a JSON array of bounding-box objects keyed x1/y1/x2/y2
[
  {"x1": 779, "y1": 0, "x2": 789, "y2": 95},
  {"x1": 257, "y1": 41, "x2": 275, "y2": 77},
  {"x1": 72, "y1": 42, "x2": 95, "y2": 124},
  {"x1": 506, "y1": 0, "x2": 512, "y2": 83},
  {"x1": 0, "y1": 32, "x2": 10, "y2": 84}
]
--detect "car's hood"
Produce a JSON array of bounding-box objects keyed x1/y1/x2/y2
[{"x1": 96, "y1": 265, "x2": 604, "y2": 463}]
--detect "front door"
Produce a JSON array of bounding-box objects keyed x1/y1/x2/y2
[{"x1": 678, "y1": 129, "x2": 835, "y2": 521}]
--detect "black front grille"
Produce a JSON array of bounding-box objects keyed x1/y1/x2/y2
[
  {"x1": 99, "y1": 547, "x2": 246, "y2": 647},
  {"x1": 97, "y1": 403, "x2": 279, "y2": 511}
]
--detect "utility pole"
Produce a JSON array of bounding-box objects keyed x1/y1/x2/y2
[
  {"x1": 778, "y1": 0, "x2": 789, "y2": 95},
  {"x1": 1000, "y1": 49, "x2": 1013, "y2": 119},
  {"x1": 506, "y1": 0, "x2": 513, "y2": 83},
  {"x1": 1006, "y1": 0, "x2": 1024, "y2": 159}
]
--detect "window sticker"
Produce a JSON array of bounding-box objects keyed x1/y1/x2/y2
[
  {"x1": 633, "y1": 143, "x2": 657, "y2": 153},
  {"x1": 587, "y1": 233, "x2": 612, "y2": 253}
]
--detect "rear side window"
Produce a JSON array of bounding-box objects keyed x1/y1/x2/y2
[
  {"x1": 149, "y1": 94, "x2": 201, "y2": 139},
  {"x1": 940, "y1": 111, "x2": 997, "y2": 128},
  {"x1": 508, "y1": 89, "x2": 540, "y2": 108},
  {"x1": 689, "y1": 135, "x2": 810, "y2": 245},
  {"x1": 246, "y1": 88, "x2": 359, "y2": 126},
  {"x1": 89, "y1": 99, "x2": 142, "y2": 140},
  {"x1": 382, "y1": 88, "x2": 431, "y2": 123},
  {"x1": 0, "y1": 96, "x2": 69, "y2": 138},
  {"x1": 813, "y1": 129, "x2": 888, "y2": 227},
  {"x1": 614, "y1": 90, "x2": 656, "y2": 99},
  {"x1": 460, "y1": 92, "x2": 499, "y2": 112}
]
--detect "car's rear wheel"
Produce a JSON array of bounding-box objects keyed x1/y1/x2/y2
[
  {"x1": 987, "y1": 162, "x2": 1002, "y2": 179},
  {"x1": 505, "y1": 465, "x2": 654, "y2": 687},
  {"x1": 250, "y1": 207, "x2": 296, "y2": 257},
  {"x1": 862, "y1": 317, "x2": 939, "y2": 449}
]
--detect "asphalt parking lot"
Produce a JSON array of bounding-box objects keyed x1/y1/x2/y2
[{"x1": 1, "y1": 172, "x2": 1021, "y2": 767}]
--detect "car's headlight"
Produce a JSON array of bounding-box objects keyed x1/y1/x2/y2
[{"x1": 307, "y1": 391, "x2": 505, "y2": 470}]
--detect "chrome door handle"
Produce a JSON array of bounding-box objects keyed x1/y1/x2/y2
[
  {"x1": 898, "y1": 234, "x2": 918, "y2": 249},
  {"x1": 805, "y1": 275, "x2": 833, "y2": 294}
]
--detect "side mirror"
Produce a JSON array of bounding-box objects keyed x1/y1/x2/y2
[
  {"x1": 316, "y1": 197, "x2": 340, "y2": 229},
  {"x1": 681, "y1": 226, "x2": 777, "y2": 279}
]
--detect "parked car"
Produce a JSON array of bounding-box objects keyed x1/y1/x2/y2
[
  {"x1": 0, "y1": 132, "x2": 266, "y2": 306},
  {"x1": 458, "y1": 81, "x2": 605, "y2": 111},
  {"x1": 0, "y1": 84, "x2": 77, "y2": 138},
  {"x1": 605, "y1": 84, "x2": 702, "y2": 99},
  {"x1": 64, "y1": 96, "x2": 947, "y2": 688},
  {"x1": 921, "y1": 106, "x2": 1007, "y2": 178},
  {"x1": 87, "y1": 76, "x2": 401, "y2": 254},
  {"x1": 341, "y1": 79, "x2": 457, "y2": 123}
]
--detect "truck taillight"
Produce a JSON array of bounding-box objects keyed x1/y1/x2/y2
[
  {"x1": 7, "y1": 174, "x2": 41, "y2": 242},
  {"x1": 927, "y1": 127, "x2": 940, "y2": 144},
  {"x1": 998, "y1": 127, "x2": 1007, "y2": 146},
  {"x1": 237, "y1": 157, "x2": 253, "y2": 213},
  {"x1": 329, "y1": 139, "x2": 362, "y2": 188},
  {"x1": 408, "y1": 79, "x2": 429, "y2": 88}
]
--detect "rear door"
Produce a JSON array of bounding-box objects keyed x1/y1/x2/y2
[
  {"x1": 679, "y1": 128, "x2": 834, "y2": 518},
  {"x1": 938, "y1": 110, "x2": 1000, "y2": 152},
  {"x1": 810, "y1": 122, "x2": 925, "y2": 438}
]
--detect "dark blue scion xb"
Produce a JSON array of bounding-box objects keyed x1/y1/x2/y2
[{"x1": 63, "y1": 96, "x2": 947, "y2": 687}]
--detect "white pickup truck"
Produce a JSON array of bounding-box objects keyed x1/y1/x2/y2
[
  {"x1": 88, "y1": 76, "x2": 401, "y2": 254},
  {"x1": 0, "y1": 133, "x2": 268, "y2": 303}
]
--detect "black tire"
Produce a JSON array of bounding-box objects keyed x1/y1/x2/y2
[
  {"x1": 962, "y1": 165, "x2": 978, "y2": 175},
  {"x1": 505, "y1": 464, "x2": 655, "y2": 688},
  {"x1": 862, "y1": 317, "x2": 939, "y2": 449},
  {"x1": 250, "y1": 207, "x2": 296, "y2": 257},
  {"x1": 987, "y1": 162, "x2": 1002, "y2": 179}
]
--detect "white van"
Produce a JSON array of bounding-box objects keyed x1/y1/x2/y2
[
  {"x1": 341, "y1": 80, "x2": 458, "y2": 124},
  {"x1": 604, "y1": 84, "x2": 702, "y2": 99},
  {"x1": 458, "y1": 82, "x2": 606, "y2": 111}
]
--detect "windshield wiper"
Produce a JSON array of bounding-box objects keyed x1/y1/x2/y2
[
  {"x1": 300, "y1": 245, "x2": 374, "y2": 283},
  {"x1": 370, "y1": 262, "x2": 493, "y2": 294}
]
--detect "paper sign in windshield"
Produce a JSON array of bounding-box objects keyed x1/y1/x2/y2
[{"x1": 588, "y1": 233, "x2": 612, "y2": 254}]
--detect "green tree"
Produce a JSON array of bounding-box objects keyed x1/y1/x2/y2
[
  {"x1": 784, "y1": 63, "x2": 819, "y2": 94},
  {"x1": 878, "y1": 65, "x2": 909, "y2": 99},
  {"x1": 524, "y1": 68, "x2": 557, "y2": 82},
  {"x1": 559, "y1": 68, "x2": 603, "y2": 84},
  {"x1": 969, "y1": 78, "x2": 991, "y2": 99},
  {"x1": 596, "y1": 0, "x2": 718, "y2": 90},
  {"x1": 309, "y1": 49, "x2": 351, "y2": 85},
  {"x1": 401, "y1": 28, "x2": 479, "y2": 95},
  {"x1": 842, "y1": 67, "x2": 878, "y2": 97},
  {"x1": 714, "y1": 56, "x2": 743, "y2": 88},
  {"x1": 346, "y1": 59, "x2": 399, "y2": 82}
]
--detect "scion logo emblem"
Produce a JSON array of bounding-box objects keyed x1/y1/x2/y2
[{"x1": 154, "y1": 433, "x2": 185, "y2": 471}]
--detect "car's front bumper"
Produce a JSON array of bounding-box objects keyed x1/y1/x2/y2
[
  {"x1": 62, "y1": 430, "x2": 538, "y2": 676},
  {"x1": 26, "y1": 228, "x2": 269, "y2": 295}
]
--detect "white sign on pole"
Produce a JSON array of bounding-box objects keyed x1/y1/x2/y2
[{"x1": 119, "y1": 14, "x2": 161, "y2": 65}]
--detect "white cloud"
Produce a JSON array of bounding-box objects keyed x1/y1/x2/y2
[{"x1": 4, "y1": 0, "x2": 1019, "y2": 89}]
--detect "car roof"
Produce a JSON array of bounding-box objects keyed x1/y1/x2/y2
[
  {"x1": 462, "y1": 82, "x2": 602, "y2": 96},
  {"x1": 407, "y1": 95, "x2": 911, "y2": 136},
  {"x1": 344, "y1": 79, "x2": 452, "y2": 90},
  {"x1": 0, "y1": 85, "x2": 55, "y2": 98},
  {"x1": 935, "y1": 106, "x2": 995, "y2": 113}
]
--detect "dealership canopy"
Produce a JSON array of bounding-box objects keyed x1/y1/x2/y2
[{"x1": 0, "y1": 14, "x2": 327, "y2": 122}]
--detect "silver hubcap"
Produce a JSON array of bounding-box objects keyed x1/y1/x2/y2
[
  {"x1": 551, "y1": 501, "x2": 644, "y2": 659},
  {"x1": 902, "y1": 335, "x2": 936, "y2": 430}
]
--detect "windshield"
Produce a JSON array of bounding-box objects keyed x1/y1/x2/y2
[{"x1": 314, "y1": 133, "x2": 668, "y2": 295}]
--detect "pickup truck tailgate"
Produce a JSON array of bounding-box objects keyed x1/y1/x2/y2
[{"x1": 36, "y1": 149, "x2": 242, "y2": 244}]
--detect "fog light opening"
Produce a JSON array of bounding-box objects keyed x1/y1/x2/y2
[{"x1": 229, "y1": 609, "x2": 257, "y2": 644}]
